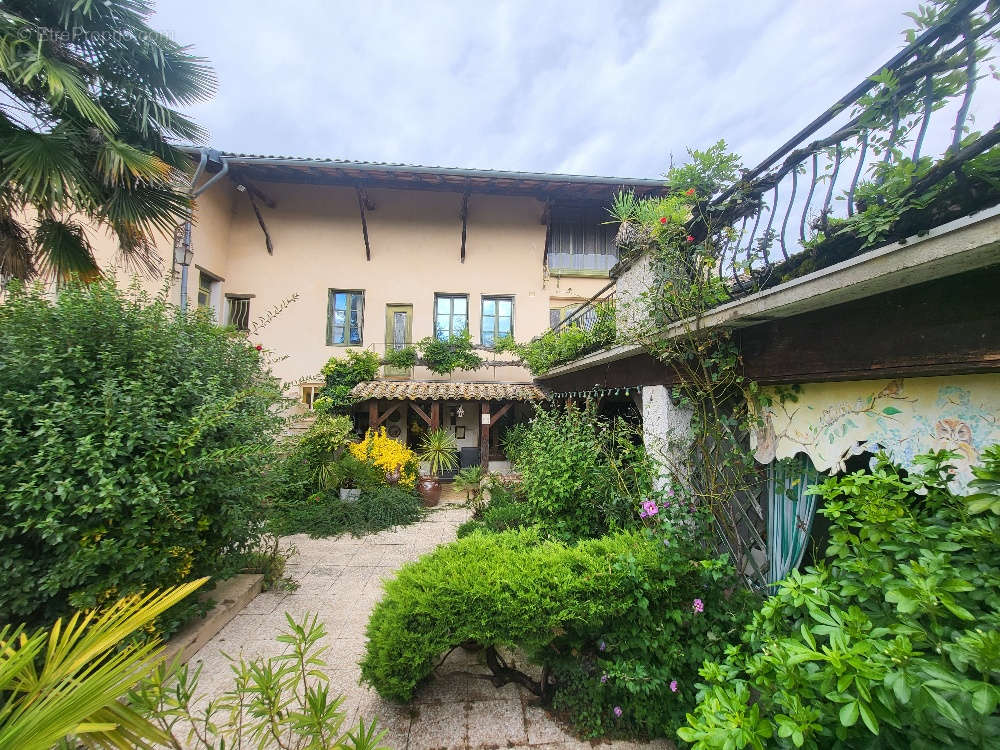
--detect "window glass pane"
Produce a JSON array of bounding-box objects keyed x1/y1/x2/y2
[
  {"x1": 333, "y1": 326, "x2": 345, "y2": 344},
  {"x1": 482, "y1": 298, "x2": 495, "y2": 317},
  {"x1": 350, "y1": 294, "x2": 361, "y2": 312},
  {"x1": 349, "y1": 326, "x2": 361, "y2": 345},
  {"x1": 437, "y1": 297, "x2": 450, "y2": 314},
  {"x1": 453, "y1": 314, "x2": 467, "y2": 333},
  {"x1": 482, "y1": 317, "x2": 495, "y2": 334},
  {"x1": 453, "y1": 297, "x2": 467, "y2": 314},
  {"x1": 335, "y1": 292, "x2": 347, "y2": 310},
  {"x1": 435, "y1": 315, "x2": 449, "y2": 340},
  {"x1": 498, "y1": 317, "x2": 511, "y2": 337},
  {"x1": 498, "y1": 299, "x2": 512, "y2": 316},
  {"x1": 334, "y1": 309, "x2": 346, "y2": 326}
]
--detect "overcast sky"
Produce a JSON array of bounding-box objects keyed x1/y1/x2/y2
[{"x1": 153, "y1": 1, "x2": 922, "y2": 179}]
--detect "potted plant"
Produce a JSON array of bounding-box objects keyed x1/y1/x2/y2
[
  {"x1": 416, "y1": 427, "x2": 459, "y2": 506},
  {"x1": 321, "y1": 454, "x2": 378, "y2": 503},
  {"x1": 453, "y1": 465, "x2": 484, "y2": 503}
]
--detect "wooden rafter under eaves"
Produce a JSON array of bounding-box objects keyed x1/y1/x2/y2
[
  {"x1": 460, "y1": 192, "x2": 470, "y2": 263},
  {"x1": 356, "y1": 186, "x2": 374, "y2": 261}
]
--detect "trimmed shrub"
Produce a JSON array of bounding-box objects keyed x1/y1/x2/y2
[
  {"x1": 0, "y1": 280, "x2": 285, "y2": 632},
  {"x1": 679, "y1": 448, "x2": 1000, "y2": 749},
  {"x1": 360, "y1": 526, "x2": 751, "y2": 740},
  {"x1": 268, "y1": 414, "x2": 356, "y2": 505}
]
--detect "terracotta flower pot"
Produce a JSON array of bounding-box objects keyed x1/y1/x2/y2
[{"x1": 417, "y1": 475, "x2": 441, "y2": 507}]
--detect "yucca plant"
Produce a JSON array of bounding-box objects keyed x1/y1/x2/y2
[
  {"x1": 418, "y1": 427, "x2": 459, "y2": 478},
  {"x1": 0, "y1": 0, "x2": 217, "y2": 281},
  {"x1": 0, "y1": 577, "x2": 208, "y2": 750}
]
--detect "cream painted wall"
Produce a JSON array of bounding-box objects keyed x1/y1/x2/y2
[{"x1": 87, "y1": 177, "x2": 610, "y2": 389}]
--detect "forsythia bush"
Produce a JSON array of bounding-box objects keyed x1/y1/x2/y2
[
  {"x1": 0, "y1": 280, "x2": 285, "y2": 632},
  {"x1": 679, "y1": 448, "x2": 1000, "y2": 749},
  {"x1": 350, "y1": 427, "x2": 418, "y2": 487}
]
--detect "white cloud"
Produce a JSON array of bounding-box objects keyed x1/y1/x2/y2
[{"x1": 155, "y1": 0, "x2": 987, "y2": 178}]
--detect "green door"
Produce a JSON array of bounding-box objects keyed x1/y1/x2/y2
[{"x1": 385, "y1": 304, "x2": 413, "y2": 378}]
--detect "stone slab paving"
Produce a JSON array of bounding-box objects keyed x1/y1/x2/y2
[{"x1": 191, "y1": 502, "x2": 674, "y2": 750}]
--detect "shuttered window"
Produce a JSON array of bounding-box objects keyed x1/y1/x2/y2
[{"x1": 547, "y1": 206, "x2": 618, "y2": 274}]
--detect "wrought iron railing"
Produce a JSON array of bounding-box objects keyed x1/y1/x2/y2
[{"x1": 564, "y1": 0, "x2": 999, "y2": 329}]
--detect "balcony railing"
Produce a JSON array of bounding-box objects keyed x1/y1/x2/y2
[{"x1": 564, "y1": 0, "x2": 1000, "y2": 331}]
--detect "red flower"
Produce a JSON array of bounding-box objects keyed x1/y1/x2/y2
[
  {"x1": 255, "y1": 344, "x2": 263, "y2": 351},
  {"x1": 659, "y1": 217, "x2": 667, "y2": 224},
  {"x1": 685, "y1": 235, "x2": 695, "y2": 243},
  {"x1": 685, "y1": 188, "x2": 696, "y2": 196}
]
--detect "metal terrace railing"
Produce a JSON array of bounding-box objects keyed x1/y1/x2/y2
[{"x1": 562, "y1": 0, "x2": 1000, "y2": 330}]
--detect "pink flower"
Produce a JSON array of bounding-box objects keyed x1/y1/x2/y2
[
  {"x1": 642, "y1": 500, "x2": 659, "y2": 517},
  {"x1": 601, "y1": 674, "x2": 608, "y2": 684},
  {"x1": 670, "y1": 680, "x2": 678, "y2": 693},
  {"x1": 613, "y1": 706, "x2": 623, "y2": 717},
  {"x1": 685, "y1": 235, "x2": 695, "y2": 243},
  {"x1": 659, "y1": 217, "x2": 667, "y2": 224},
  {"x1": 693, "y1": 598, "x2": 704, "y2": 614}
]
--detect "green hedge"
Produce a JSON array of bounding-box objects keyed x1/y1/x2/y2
[
  {"x1": 360, "y1": 526, "x2": 751, "y2": 741},
  {"x1": 0, "y1": 280, "x2": 285, "y2": 632}
]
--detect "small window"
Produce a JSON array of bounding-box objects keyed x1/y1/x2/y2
[
  {"x1": 481, "y1": 296, "x2": 513, "y2": 347},
  {"x1": 434, "y1": 294, "x2": 468, "y2": 341},
  {"x1": 197, "y1": 270, "x2": 221, "y2": 320},
  {"x1": 328, "y1": 290, "x2": 364, "y2": 346},
  {"x1": 227, "y1": 295, "x2": 252, "y2": 331},
  {"x1": 301, "y1": 383, "x2": 323, "y2": 409}
]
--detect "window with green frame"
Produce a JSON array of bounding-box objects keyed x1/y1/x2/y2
[
  {"x1": 481, "y1": 296, "x2": 513, "y2": 347},
  {"x1": 327, "y1": 290, "x2": 364, "y2": 346},
  {"x1": 434, "y1": 294, "x2": 468, "y2": 341}
]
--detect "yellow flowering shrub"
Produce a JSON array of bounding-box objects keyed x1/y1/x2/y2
[{"x1": 350, "y1": 427, "x2": 418, "y2": 487}]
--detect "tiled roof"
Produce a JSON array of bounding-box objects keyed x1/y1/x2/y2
[{"x1": 350, "y1": 380, "x2": 546, "y2": 402}]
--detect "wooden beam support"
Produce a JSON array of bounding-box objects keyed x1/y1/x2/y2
[
  {"x1": 459, "y1": 192, "x2": 470, "y2": 263},
  {"x1": 479, "y1": 401, "x2": 491, "y2": 472},
  {"x1": 489, "y1": 402, "x2": 512, "y2": 426},
  {"x1": 368, "y1": 400, "x2": 378, "y2": 429},
  {"x1": 410, "y1": 401, "x2": 432, "y2": 426},
  {"x1": 372, "y1": 401, "x2": 403, "y2": 428},
  {"x1": 356, "y1": 186, "x2": 373, "y2": 261},
  {"x1": 430, "y1": 401, "x2": 440, "y2": 431}
]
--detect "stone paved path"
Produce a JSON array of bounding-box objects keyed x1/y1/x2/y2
[{"x1": 191, "y1": 502, "x2": 673, "y2": 750}]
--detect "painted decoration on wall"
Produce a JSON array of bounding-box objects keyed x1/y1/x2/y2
[{"x1": 752, "y1": 374, "x2": 1000, "y2": 490}]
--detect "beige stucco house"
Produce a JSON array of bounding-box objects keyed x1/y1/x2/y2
[{"x1": 92, "y1": 150, "x2": 666, "y2": 470}]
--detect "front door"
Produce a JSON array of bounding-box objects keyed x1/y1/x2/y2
[{"x1": 385, "y1": 304, "x2": 413, "y2": 378}]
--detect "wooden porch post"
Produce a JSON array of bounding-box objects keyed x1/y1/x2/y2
[
  {"x1": 479, "y1": 401, "x2": 490, "y2": 473},
  {"x1": 368, "y1": 400, "x2": 378, "y2": 430},
  {"x1": 430, "y1": 401, "x2": 440, "y2": 431}
]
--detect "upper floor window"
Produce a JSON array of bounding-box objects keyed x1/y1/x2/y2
[
  {"x1": 196, "y1": 269, "x2": 221, "y2": 320},
  {"x1": 226, "y1": 295, "x2": 252, "y2": 332},
  {"x1": 434, "y1": 294, "x2": 468, "y2": 340},
  {"x1": 481, "y1": 296, "x2": 513, "y2": 348},
  {"x1": 328, "y1": 290, "x2": 364, "y2": 346},
  {"x1": 547, "y1": 206, "x2": 618, "y2": 274}
]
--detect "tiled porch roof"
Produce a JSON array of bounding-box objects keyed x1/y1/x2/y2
[{"x1": 350, "y1": 380, "x2": 546, "y2": 402}]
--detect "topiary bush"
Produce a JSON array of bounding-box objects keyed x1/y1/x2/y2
[
  {"x1": 678, "y1": 448, "x2": 1000, "y2": 749},
  {"x1": 360, "y1": 524, "x2": 752, "y2": 742},
  {"x1": 0, "y1": 280, "x2": 286, "y2": 632}
]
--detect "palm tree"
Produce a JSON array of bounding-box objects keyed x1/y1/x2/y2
[
  {"x1": 0, "y1": 578, "x2": 207, "y2": 750},
  {"x1": 0, "y1": 0, "x2": 216, "y2": 282}
]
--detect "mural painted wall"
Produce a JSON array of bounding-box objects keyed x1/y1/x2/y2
[{"x1": 752, "y1": 374, "x2": 1000, "y2": 489}]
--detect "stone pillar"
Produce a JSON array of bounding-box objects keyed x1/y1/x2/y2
[{"x1": 641, "y1": 384, "x2": 693, "y2": 493}]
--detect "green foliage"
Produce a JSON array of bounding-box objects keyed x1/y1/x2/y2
[
  {"x1": 679, "y1": 449, "x2": 1000, "y2": 749},
  {"x1": 131, "y1": 613, "x2": 388, "y2": 750},
  {"x1": 0, "y1": 579, "x2": 206, "y2": 750},
  {"x1": 0, "y1": 280, "x2": 285, "y2": 633},
  {"x1": 968, "y1": 444, "x2": 1000, "y2": 515},
  {"x1": 0, "y1": 0, "x2": 216, "y2": 280},
  {"x1": 666, "y1": 140, "x2": 743, "y2": 198},
  {"x1": 417, "y1": 427, "x2": 459, "y2": 477},
  {"x1": 319, "y1": 350, "x2": 380, "y2": 414},
  {"x1": 416, "y1": 330, "x2": 484, "y2": 374},
  {"x1": 452, "y1": 465, "x2": 484, "y2": 501},
  {"x1": 455, "y1": 482, "x2": 531, "y2": 538},
  {"x1": 499, "y1": 300, "x2": 615, "y2": 375},
  {"x1": 268, "y1": 414, "x2": 356, "y2": 506},
  {"x1": 361, "y1": 525, "x2": 752, "y2": 741},
  {"x1": 270, "y1": 486, "x2": 424, "y2": 539},
  {"x1": 239, "y1": 533, "x2": 298, "y2": 592},
  {"x1": 506, "y1": 405, "x2": 654, "y2": 541},
  {"x1": 383, "y1": 345, "x2": 417, "y2": 369}
]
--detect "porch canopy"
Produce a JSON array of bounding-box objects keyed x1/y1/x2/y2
[{"x1": 349, "y1": 381, "x2": 546, "y2": 471}]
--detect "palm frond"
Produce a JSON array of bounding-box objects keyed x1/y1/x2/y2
[
  {"x1": 0, "y1": 578, "x2": 208, "y2": 750},
  {"x1": 0, "y1": 211, "x2": 35, "y2": 280},
  {"x1": 0, "y1": 129, "x2": 85, "y2": 207},
  {"x1": 33, "y1": 216, "x2": 99, "y2": 281}
]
